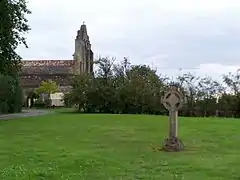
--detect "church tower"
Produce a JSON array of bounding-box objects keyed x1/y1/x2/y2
[{"x1": 73, "y1": 22, "x2": 94, "y2": 75}]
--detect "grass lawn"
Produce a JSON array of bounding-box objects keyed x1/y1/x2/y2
[{"x1": 0, "y1": 111, "x2": 239, "y2": 180}]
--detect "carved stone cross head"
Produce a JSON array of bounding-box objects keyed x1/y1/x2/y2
[
  {"x1": 162, "y1": 86, "x2": 184, "y2": 111},
  {"x1": 161, "y1": 86, "x2": 185, "y2": 152}
]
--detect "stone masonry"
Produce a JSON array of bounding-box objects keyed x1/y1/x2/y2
[{"x1": 20, "y1": 23, "x2": 94, "y2": 92}]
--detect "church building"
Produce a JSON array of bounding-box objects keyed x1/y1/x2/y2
[{"x1": 20, "y1": 23, "x2": 94, "y2": 93}]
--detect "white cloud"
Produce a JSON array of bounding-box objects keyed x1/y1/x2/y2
[{"x1": 197, "y1": 63, "x2": 240, "y2": 79}]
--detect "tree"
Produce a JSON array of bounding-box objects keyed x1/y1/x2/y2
[
  {"x1": 0, "y1": 0, "x2": 31, "y2": 76},
  {"x1": 0, "y1": 0, "x2": 30, "y2": 113},
  {"x1": 195, "y1": 76, "x2": 222, "y2": 117},
  {"x1": 66, "y1": 55, "x2": 240, "y2": 118},
  {"x1": 124, "y1": 65, "x2": 164, "y2": 114},
  {"x1": 0, "y1": 74, "x2": 23, "y2": 113},
  {"x1": 35, "y1": 80, "x2": 60, "y2": 95},
  {"x1": 222, "y1": 69, "x2": 240, "y2": 117},
  {"x1": 176, "y1": 73, "x2": 199, "y2": 116},
  {"x1": 94, "y1": 57, "x2": 116, "y2": 113},
  {"x1": 217, "y1": 93, "x2": 237, "y2": 117},
  {"x1": 223, "y1": 70, "x2": 240, "y2": 95},
  {"x1": 66, "y1": 74, "x2": 93, "y2": 112},
  {"x1": 95, "y1": 56, "x2": 115, "y2": 82}
]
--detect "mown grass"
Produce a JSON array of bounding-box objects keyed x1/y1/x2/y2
[{"x1": 0, "y1": 111, "x2": 239, "y2": 180}]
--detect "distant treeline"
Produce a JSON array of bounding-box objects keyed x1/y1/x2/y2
[{"x1": 63, "y1": 57, "x2": 240, "y2": 118}]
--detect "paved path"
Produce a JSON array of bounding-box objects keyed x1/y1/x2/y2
[{"x1": 0, "y1": 109, "x2": 52, "y2": 120}]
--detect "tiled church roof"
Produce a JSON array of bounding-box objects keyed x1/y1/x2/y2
[{"x1": 21, "y1": 60, "x2": 74, "y2": 75}]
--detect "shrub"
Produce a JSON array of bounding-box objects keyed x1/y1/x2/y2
[
  {"x1": 0, "y1": 74, "x2": 23, "y2": 114},
  {"x1": 34, "y1": 99, "x2": 46, "y2": 108}
]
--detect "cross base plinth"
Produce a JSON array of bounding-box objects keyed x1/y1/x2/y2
[{"x1": 162, "y1": 136, "x2": 184, "y2": 152}]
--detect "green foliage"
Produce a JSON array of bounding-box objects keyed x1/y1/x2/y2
[
  {"x1": 0, "y1": 0, "x2": 31, "y2": 75},
  {"x1": 63, "y1": 93, "x2": 73, "y2": 108},
  {"x1": 66, "y1": 74, "x2": 93, "y2": 111},
  {"x1": 0, "y1": 0, "x2": 30, "y2": 113},
  {"x1": 0, "y1": 74, "x2": 23, "y2": 113},
  {"x1": 66, "y1": 57, "x2": 240, "y2": 118},
  {"x1": 34, "y1": 99, "x2": 46, "y2": 109},
  {"x1": 36, "y1": 80, "x2": 60, "y2": 95},
  {"x1": 67, "y1": 57, "x2": 167, "y2": 114},
  {"x1": 26, "y1": 90, "x2": 39, "y2": 99}
]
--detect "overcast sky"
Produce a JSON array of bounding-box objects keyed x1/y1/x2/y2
[{"x1": 17, "y1": 0, "x2": 240, "y2": 80}]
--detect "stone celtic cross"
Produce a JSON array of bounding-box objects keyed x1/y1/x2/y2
[{"x1": 162, "y1": 86, "x2": 184, "y2": 152}]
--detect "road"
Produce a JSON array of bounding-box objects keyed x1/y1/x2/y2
[{"x1": 0, "y1": 109, "x2": 52, "y2": 120}]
